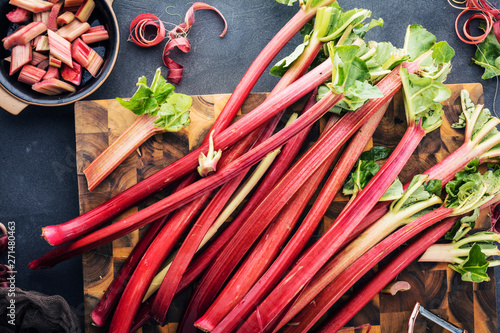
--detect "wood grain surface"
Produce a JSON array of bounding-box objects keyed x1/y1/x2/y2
[{"x1": 75, "y1": 83, "x2": 497, "y2": 332}]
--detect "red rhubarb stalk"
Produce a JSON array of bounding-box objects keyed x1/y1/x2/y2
[
  {"x1": 38, "y1": 2, "x2": 333, "y2": 246},
  {"x1": 315, "y1": 214, "x2": 458, "y2": 333},
  {"x1": 38, "y1": 56, "x2": 333, "y2": 247},
  {"x1": 274, "y1": 176, "x2": 443, "y2": 330},
  {"x1": 2, "y1": 21, "x2": 47, "y2": 49},
  {"x1": 195, "y1": 116, "x2": 343, "y2": 332},
  {"x1": 47, "y1": 1, "x2": 62, "y2": 31},
  {"x1": 18, "y1": 64, "x2": 46, "y2": 84},
  {"x1": 282, "y1": 168, "x2": 500, "y2": 332},
  {"x1": 165, "y1": 93, "x2": 322, "y2": 300},
  {"x1": 236, "y1": 113, "x2": 427, "y2": 333},
  {"x1": 56, "y1": 19, "x2": 90, "y2": 41},
  {"x1": 81, "y1": 25, "x2": 109, "y2": 44},
  {"x1": 90, "y1": 174, "x2": 194, "y2": 327},
  {"x1": 181, "y1": 62, "x2": 407, "y2": 333},
  {"x1": 29, "y1": 75, "x2": 340, "y2": 270},
  {"x1": 360, "y1": 90, "x2": 500, "y2": 240},
  {"x1": 210, "y1": 99, "x2": 391, "y2": 333},
  {"x1": 9, "y1": 0, "x2": 53, "y2": 13},
  {"x1": 83, "y1": 114, "x2": 163, "y2": 189},
  {"x1": 9, "y1": 43, "x2": 32, "y2": 75},
  {"x1": 6, "y1": 7, "x2": 31, "y2": 23},
  {"x1": 108, "y1": 131, "x2": 261, "y2": 333}
]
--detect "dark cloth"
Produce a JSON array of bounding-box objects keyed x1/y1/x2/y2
[{"x1": 0, "y1": 288, "x2": 81, "y2": 333}]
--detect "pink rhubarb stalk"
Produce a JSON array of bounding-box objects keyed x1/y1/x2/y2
[
  {"x1": 83, "y1": 114, "x2": 163, "y2": 190},
  {"x1": 47, "y1": 30, "x2": 72, "y2": 67},
  {"x1": 316, "y1": 215, "x2": 458, "y2": 333},
  {"x1": 18, "y1": 64, "x2": 46, "y2": 85},
  {"x1": 38, "y1": 55, "x2": 333, "y2": 247},
  {"x1": 81, "y1": 25, "x2": 109, "y2": 44},
  {"x1": 38, "y1": 2, "x2": 334, "y2": 247},
  {"x1": 9, "y1": 43, "x2": 32, "y2": 75},
  {"x1": 9, "y1": 0, "x2": 53, "y2": 13},
  {"x1": 32, "y1": 78, "x2": 75, "y2": 95},
  {"x1": 211, "y1": 99, "x2": 391, "y2": 333},
  {"x1": 47, "y1": 1, "x2": 63, "y2": 31},
  {"x1": 195, "y1": 117, "x2": 342, "y2": 332},
  {"x1": 181, "y1": 64, "x2": 409, "y2": 333},
  {"x1": 75, "y1": 0, "x2": 95, "y2": 22},
  {"x1": 56, "y1": 19, "x2": 90, "y2": 42},
  {"x1": 2, "y1": 21, "x2": 47, "y2": 49},
  {"x1": 108, "y1": 131, "x2": 261, "y2": 333},
  {"x1": 6, "y1": 7, "x2": 31, "y2": 23},
  {"x1": 236, "y1": 113, "x2": 427, "y2": 332}
]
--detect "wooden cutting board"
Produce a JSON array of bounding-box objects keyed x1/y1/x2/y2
[{"x1": 75, "y1": 83, "x2": 497, "y2": 333}]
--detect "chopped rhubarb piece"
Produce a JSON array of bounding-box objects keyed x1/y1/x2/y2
[
  {"x1": 56, "y1": 19, "x2": 90, "y2": 41},
  {"x1": 71, "y1": 37, "x2": 90, "y2": 67},
  {"x1": 56, "y1": 11, "x2": 75, "y2": 26},
  {"x1": 18, "y1": 64, "x2": 46, "y2": 85},
  {"x1": 6, "y1": 7, "x2": 31, "y2": 23},
  {"x1": 49, "y1": 56, "x2": 61, "y2": 68},
  {"x1": 35, "y1": 35, "x2": 49, "y2": 51},
  {"x1": 75, "y1": 0, "x2": 94, "y2": 22},
  {"x1": 37, "y1": 59, "x2": 49, "y2": 69},
  {"x1": 63, "y1": 0, "x2": 84, "y2": 8},
  {"x1": 10, "y1": 43, "x2": 32, "y2": 75},
  {"x1": 30, "y1": 50, "x2": 47, "y2": 65},
  {"x1": 85, "y1": 48, "x2": 103, "y2": 77},
  {"x1": 32, "y1": 78, "x2": 75, "y2": 95},
  {"x1": 47, "y1": 1, "x2": 63, "y2": 31},
  {"x1": 81, "y1": 25, "x2": 108, "y2": 44},
  {"x1": 47, "y1": 30, "x2": 72, "y2": 67},
  {"x1": 9, "y1": 0, "x2": 54, "y2": 13},
  {"x1": 61, "y1": 62, "x2": 81, "y2": 85},
  {"x1": 30, "y1": 35, "x2": 40, "y2": 47},
  {"x1": 33, "y1": 10, "x2": 49, "y2": 25},
  {"x1": 4, "y1": 56, "x2": 11, "y2": 62},
  {"x1": 2, "y1": 21, "x2": 47, "y2": 50},
  {"x1": 43, "y1": 65, "x2": 59, "y2": 80}
]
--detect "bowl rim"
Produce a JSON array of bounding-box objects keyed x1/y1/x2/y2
[{"x1": 0, "y1": 0, "x2": 120, "y2": 107}]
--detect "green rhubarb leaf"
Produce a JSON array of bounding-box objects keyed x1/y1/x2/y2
[
  {"x1": 342, "y1": 146, "x2": 391, "y2": 196},
  {"x1": 452, "y1": 90, "x2": 500, "y2": 144},
  {"x1": 445, "y1": 208, "x2": 480, "y2": 241},
  {"x1": 380, "y1": 178, "x2": 404, "y2": 201},
  {"x1": 450, "y1": 243, "x2": 490, "y2": 283},
  {"x1": 154, "y1": 93, "x2": 192, "y2": 132},
  {"x1": 403, "y1": 24, "x2": 437, "y2": 62},
  {"x1": 117, "y1": 76, "x2": 157, "y2": 115},
  {"x1": 400, "y1": 67, "x2": 449, "y2": 132},
  {"x1": 319, "y1": 7, "x2": 372, "y2": 43},
  {"x1": 270, "y1": 38, "x2": 310, "y2": 77},
  {"x1": 275, "y1": 0, "x2": 298, "y2": 6},
  {"x1": 365, "y1": 41, "x2": 407, "y2": 83},
  {"x1": 150, "y1": 68, "x2": 175, "y2": 106},
  {"x1": 117, "y1": 69, "x2": 191, "y2": 131},
  {"x1": 473, "y1": 28, "x2": 500, "y2": 79},
  {"x1": 352, "y1": 18, "x2": 384, "y2": 39}
]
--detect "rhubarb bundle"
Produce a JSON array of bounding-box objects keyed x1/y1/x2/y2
[
  {"x1": 28, "y1": 1, "x2": 500, "y2": 332},
  {"x1": 2, "y1": 0, "x2": 109, "y2": 95}
]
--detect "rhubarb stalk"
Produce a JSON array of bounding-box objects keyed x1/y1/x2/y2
[
  {"x1": 236, "y1": 30, "x2": 455, "y2": 331},
  {"x1": 211, "y1": 99, "x2": 390, "y2": 333},
  {"x1": 283, "y1": 163, "x2": 500, "y2": 332},
  {"x1": 38, "y1": 0, "x2": 338, "y2": 247}
]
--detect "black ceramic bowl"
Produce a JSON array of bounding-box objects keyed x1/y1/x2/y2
[{"x1": 0, "y1": 0, "x2": 119, "y2": 113}]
